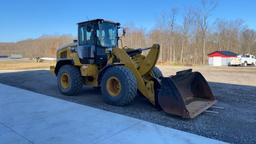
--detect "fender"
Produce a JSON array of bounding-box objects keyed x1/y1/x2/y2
[
  {"x1": 53, "y1": 59, "x2": 74, "y2": 75},
  {"x1": 98, "y1": 63, "x2": 124, "y2": 84}
]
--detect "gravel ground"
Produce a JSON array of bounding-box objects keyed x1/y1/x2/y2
[{"x1": 0, "y1": 66, "x2": 255, "y2": 144}]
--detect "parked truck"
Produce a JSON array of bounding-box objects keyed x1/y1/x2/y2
[
  {"x1": 229, "y1": 54, "x2": 256, "y2": 66},
  {"x1": 239, "y1": 54, "x2": 256, "y2": 66}
]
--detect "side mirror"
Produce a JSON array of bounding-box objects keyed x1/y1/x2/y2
[
  {"x1": 118, "y1": 27, "x2": 125, "y2": 38},
  {"x1": 73, "y1": 39, "x2": 78, "y2": 43},
  {"x1": 122, "y1": 28, "x2": 126, "y2": 36}
]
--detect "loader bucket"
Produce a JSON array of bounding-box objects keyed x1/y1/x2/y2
[{"x1": 158, "y1": 69, "x2": 216, "y2": 118}]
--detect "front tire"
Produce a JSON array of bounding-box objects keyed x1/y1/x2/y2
[
  {"x1": 57, "y1": 65, "x2": 83, "y2": 95},
  {"x1": 101, "y1": 66, "x2": 137, "y2": 106}
]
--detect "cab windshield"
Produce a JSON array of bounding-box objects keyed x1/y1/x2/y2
[{"x1": 97, "y1": 22, "x2": 118, "y2": 48}]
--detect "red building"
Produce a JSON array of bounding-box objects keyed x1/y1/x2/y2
[{"x1": 208, "y1": 51, "x2": 237, "y2": 66}]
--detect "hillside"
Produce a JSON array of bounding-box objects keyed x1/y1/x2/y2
[{"x1": 0, "y1": 35, "x2": 73, "y2": 58}]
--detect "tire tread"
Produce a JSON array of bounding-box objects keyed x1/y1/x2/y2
[
  {"x1": 101, "y1": 66, "x2": 137, "y2": 106},
  {"x1": 57, "y1": 65, "x2": 83, "y2": 95}
]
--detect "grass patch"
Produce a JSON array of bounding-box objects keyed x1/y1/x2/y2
[{"x1": 0, "y1": 59, "x2": 54, "y2": 70}]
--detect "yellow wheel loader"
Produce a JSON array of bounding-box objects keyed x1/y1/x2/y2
[{"x1": 50, "y1": 19, "x2": 216, "y2": 118}]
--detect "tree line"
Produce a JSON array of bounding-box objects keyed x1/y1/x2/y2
[
  {"x1": 0, "y1": 0, "x2": 255, "y2": 64},
  {"x1": 123, "y1": 0, "x2": 256, "y2": 64},
  {"x1": 0, "y1": 35, "x2": 73, "y2": 58}
]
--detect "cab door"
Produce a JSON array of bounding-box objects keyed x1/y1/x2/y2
[{"x1": 77, "y1": 24, "x2": 96, "y2": 64}]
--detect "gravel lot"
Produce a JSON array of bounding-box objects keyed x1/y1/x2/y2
[{"x1": 0, "y1": 66, "x2": 255, "y2": 144}]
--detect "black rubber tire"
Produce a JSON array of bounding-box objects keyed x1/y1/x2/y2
[
  {"x1": 242, "y1": 61, "x2": 248, "y2": 67},
  {"x1": 101, "y1": 66, "x2": 137, "y2": 106},
  {"x1": 152, "y1": 67, "x2": 163, "y2": 79},
  {"x1": 57, "y1": 65, "x2": 83, "y2": 96},
  {"x1": 151, "y1": 67, "x2": 163, "y2": 109},
  {"x1": 93, "y1": 86, "x2": 101, "y2": 90}
]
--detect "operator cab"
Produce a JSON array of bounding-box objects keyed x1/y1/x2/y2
[{"x1": 77, "y1": 19, "x2": 120, "y2": 65}]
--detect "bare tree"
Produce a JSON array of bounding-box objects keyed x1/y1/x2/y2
[
  {"x1": 198, "y1": 0, "x2": 217, "y2": 64},
  {"x1": 168, "y1": 8, "x2": 178, "y2": 62},
  {"x1": 241, "y1": 28, "x2": 256, "y2": 54},
  {"x1": 180, "y1": 8, "x2": 196, "y2": 64}
]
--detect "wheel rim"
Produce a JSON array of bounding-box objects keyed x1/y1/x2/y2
[
  {"x1": 106, "y1": 76, "x2": 121, "y2": 96},
  {"x1": 61, "y1": 73, "x2": 70, "y2": 89}
]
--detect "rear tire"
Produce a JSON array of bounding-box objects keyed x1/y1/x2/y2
[
  {"x1": 57, "y1": 65, "x2": 83, "y2": 95},
  {"x1": 101, "y1": 66, "x2": 137, "y2": 106}
]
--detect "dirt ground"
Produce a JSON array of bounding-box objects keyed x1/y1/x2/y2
[
  {"x1": 0, "y1": 63, "x2": 255, "y2": 144},
  {"x1": 159, "y1": 65, "x2": 256, "y2": 86},
  {"x1": 0, "y1": 58, "x2": 53, "y2": 70}
]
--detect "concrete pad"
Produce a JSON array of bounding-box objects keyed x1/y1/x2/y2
[
  {"x1": 100, "y1": 122, "x2": 220, "y2": 144},
  {"x1": 0, "y1": 123, "x2": 31, "y2": 144},
  {"x1": 0, "y1": 84, "x2": 226, "y2": 144}
]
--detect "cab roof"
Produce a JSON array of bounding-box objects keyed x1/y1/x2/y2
[{"x1": 77, "y1": 19, "x2": 120, "y2": 26}]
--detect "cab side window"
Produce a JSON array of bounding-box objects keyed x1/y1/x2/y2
[{"x1": 79, "y1": 25, "x2": 93, "y2": 45}]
